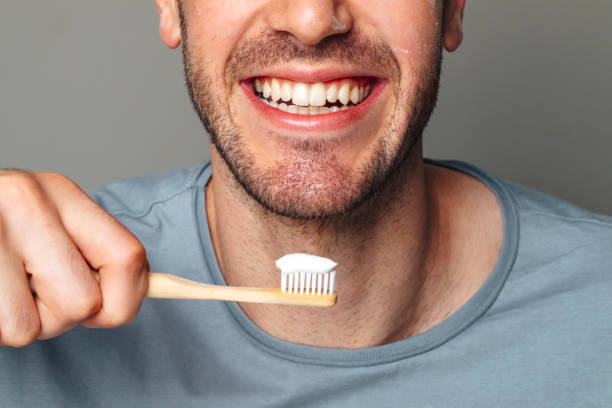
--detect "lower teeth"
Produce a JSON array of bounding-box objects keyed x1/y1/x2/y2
[{"x1": 258, "y1": 98, "x2": 353, "y2": 115}]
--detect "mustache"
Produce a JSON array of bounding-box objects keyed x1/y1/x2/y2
[{"x1": 225, "y1": 30, "x2": 401, "y2": 82}]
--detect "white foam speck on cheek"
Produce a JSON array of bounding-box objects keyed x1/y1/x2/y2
[
  {"x1": 331, "y1": 16, "x2": 348, "y2": 31},
  {"x1": 391, "y1": 45, "x2": 413, "y2": 55},
  {"x1": 428, "y1": 0, "x2": 441, "y2": 26}
]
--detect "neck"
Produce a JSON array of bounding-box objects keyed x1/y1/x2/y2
[{"x1": 205, "y1": 144, "x2": 494, "y2": 348}]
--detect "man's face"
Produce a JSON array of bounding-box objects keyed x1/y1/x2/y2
[{"x1": 158, "y1": 0, "x2": 462, "y2": 219}]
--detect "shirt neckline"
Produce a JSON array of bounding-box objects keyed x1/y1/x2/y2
[{"x1": 193, "y1": 158, "x2": 520, "y2": 367}]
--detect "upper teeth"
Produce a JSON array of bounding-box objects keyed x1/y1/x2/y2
[{"x1": 254, "y1": 77, "x2": 371, "y2": 109}]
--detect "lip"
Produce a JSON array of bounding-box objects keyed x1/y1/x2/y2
[
  {"x1": 240, "y1": 78, "x2": 387, "y2": 132},
  {"x1": 243, "y1": 66, "x2": 382, "y2": 82}
]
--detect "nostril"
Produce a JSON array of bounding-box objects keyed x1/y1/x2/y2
[{"x1": 267, "y1": 1, "x2": 347, "y2": 47}]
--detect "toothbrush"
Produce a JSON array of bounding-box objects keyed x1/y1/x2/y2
[{"x1": 91, "y1": 253, "x2": 337, "y2": 308}]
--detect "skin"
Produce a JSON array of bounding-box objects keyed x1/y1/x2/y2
[
  {"x1": 0, "y1": 0, "x2": 502, "y2": 349},
  {"x1": 0, "y1": 171, "x2": 149, "y2": 346},
  {"x1": 155, "y1": 0, "x2": 502, "y2": 348}
]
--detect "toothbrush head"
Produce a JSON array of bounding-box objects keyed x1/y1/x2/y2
[{"x1": 276, "y1": 253, "x2": 337, "y2": 296}]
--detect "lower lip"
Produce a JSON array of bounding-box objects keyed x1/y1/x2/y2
[{"x1": 241, "y1": 79, "x2": 386, "y2": 132}]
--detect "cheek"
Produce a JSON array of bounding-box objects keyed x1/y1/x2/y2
[
  {"x1": 356, "y1": 0, "x2": 441, "y2": 61},
  {"x1": 185, "y1": 1, "x2": 259, "y2": 81}
]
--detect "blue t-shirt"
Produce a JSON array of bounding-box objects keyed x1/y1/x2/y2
[{"x1": 1, "y1": 159, "x2": 611, "y2": 407}]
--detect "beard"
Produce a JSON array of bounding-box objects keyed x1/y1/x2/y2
[{"x1": 180, "y1": 11, "x2": 442, "y2": 220}]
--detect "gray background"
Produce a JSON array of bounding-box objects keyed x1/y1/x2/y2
[{"x1": 1, "y1": 1, "x2": 611, "y2": 214}]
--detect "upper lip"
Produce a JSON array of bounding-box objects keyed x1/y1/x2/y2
[{"x1": 241, "y1": 66, "x2": 385, "y2": 83}]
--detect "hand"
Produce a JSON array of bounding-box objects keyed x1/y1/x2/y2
[{"x1": 0, "y1": 171, "x2": 149, "y2": 347}]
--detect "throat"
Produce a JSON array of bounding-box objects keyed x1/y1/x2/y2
[{"x1": 205, "y1": 153, "x2": 444, "y2": 348}]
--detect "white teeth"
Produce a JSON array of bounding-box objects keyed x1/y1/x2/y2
[
  {"x1": 350, "y1": 86, "x2": 360, "y2": 104},
  {"x1": 263, "y1": 81, "x2": 271, "y2": 99},
  {"x1": 257, "y1": 98, "x2": 353, "y2": 116},
  {"x1": 292, "y1": 82, "x2": 310, "y2": 106},
  {"x1": 271, "y1": 78, "x2": 281, "y2": 102},
  {"x1": 326, "y1": 83, "x2": 338, "y2": 103},
  {"x1": 338, "y1": 82, "x2": 350, "y2": 105},
  {"x1": 281, "y1": 81, "x2": 292, "y2": 102},
  {"x1": 309, "y1": 83, "x2": 326, "y2": 107},
  {"x1": 257, "y1": 77, "x2": 373, "y2": 114}
]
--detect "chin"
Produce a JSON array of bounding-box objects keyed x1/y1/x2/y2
[{"x1": 245, "y1": 159, "x2": 362, "y2": 219}]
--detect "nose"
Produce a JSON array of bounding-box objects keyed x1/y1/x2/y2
[{"x1": 265, "y1": 0, "x2": 353, "y2": 46}]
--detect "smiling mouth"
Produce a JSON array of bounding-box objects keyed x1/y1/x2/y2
[{"x1": 253, "y1": 77, "x2": 374, "y2": 115}]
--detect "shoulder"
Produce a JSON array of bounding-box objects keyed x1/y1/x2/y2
[
  {"x1": 89, "y1": 162, "x2": 211, "y2": 218},
  {"x1": 436, "y1": 158, "x2": 612, "y2": 243},
  {"x1": 502, "y1": 178, "x2": 612, "y2": 227},
  {"x1": 501, "y1": 178, "x2": 612, "y2": 252},
  {"x1": 433, "y1": 158, "x2": 612, "y2": 282},
  {"x1": 495, "y1": 176, "x2": 612, "y2": 305}
]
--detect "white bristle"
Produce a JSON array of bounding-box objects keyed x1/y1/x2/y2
[
  {"x1": 281, "y1": 270, "x2": 338, "y2": 295},
  {"x1": 299, "y1": 272, "x2": 305, "y2": 294},
  {"x1": 323, "y1": 273, "x2": 329, "y2": 295},
  {"x1": 288, "y1": 273, "x2": 294, "y2": 294}
]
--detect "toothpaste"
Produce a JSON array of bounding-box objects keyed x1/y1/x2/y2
[{"x1": 275, "y1": 253, "x2": 337, "y2": 274}]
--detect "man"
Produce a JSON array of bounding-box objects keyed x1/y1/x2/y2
[{"x1": 0, "y1": 0, "x2": 610, "y2": 406}]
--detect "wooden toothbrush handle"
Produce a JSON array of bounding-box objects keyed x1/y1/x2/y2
[
  {"x1": 147, "y1": 273, "x2": 336, "y2": 307},
  {"x1": 88, "y1": 271, "x2": 334, "y2": 307}
]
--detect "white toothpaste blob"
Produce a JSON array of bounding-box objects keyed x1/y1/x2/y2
[{"x1": 276, "y1": 253, "x2": 337, "y2": 295}]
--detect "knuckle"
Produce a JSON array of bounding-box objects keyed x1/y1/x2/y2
[
  {"x1": 116, "y1": 240, "x2": 148, "y2": 275},
  {"x1": 0, "y1": 314, "x2": 41, "y2": 348},
  {"x1": 38, "y1": 171, "x2": 70, "y2": 184},
  {"x1": 38, "y1": 172, "x2": 77, "y2": 191},
  {"x1": 64, "y1": 291, "x2": 102, "y2": 322},
  {"x1": 103, "y1": 309, "x2": 138, "y2": 328},
  {"x1": 0, "y1": 172, "x2": 42, "y2": 205},
  {"x1": 0, "y1": 173, "x2": 55, "y2": 226}
]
